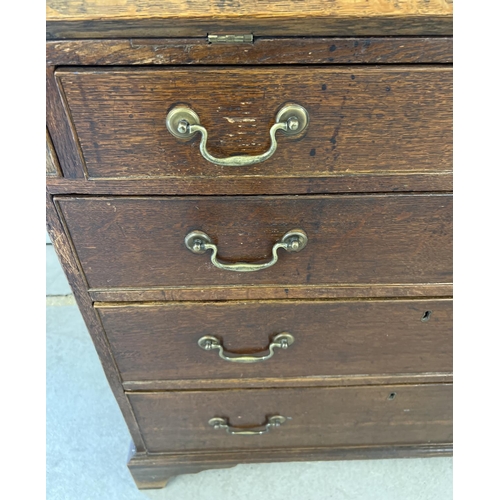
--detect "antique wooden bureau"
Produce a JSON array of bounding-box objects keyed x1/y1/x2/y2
[{"x1": 46, "y1": 0, "x2": 453, "y2": 490}]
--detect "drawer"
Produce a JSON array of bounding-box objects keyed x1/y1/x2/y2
[
  {"x1": 57, "y1": 194, "x2": 452, "y2": 289},
  {"x1": 97, "y1": 299, "x2": 452, "y2": 384},
  {"x1": 56, "y1": 67, "x2": 451, "y2": 180},
  {"x1": 128, "y1": 384, "x2": 452, "y2": 453}
]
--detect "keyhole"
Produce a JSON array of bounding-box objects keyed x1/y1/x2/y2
[{"x1": 421, "y1": 311, "x2": 432, "y2": 322}]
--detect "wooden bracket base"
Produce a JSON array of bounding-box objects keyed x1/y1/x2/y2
[{"x1": 128, "y1": 443, "x2": 453, "y2": 490}]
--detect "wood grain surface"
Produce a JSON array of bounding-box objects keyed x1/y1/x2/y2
[
  {"x1": 46, "y1": 129, "x2": 61, "y2": 177},
  {"x1": 46, "y1": 0, "x2": 454, "y2": 21},
  {"x1": 56, "y1": 66, "x2": 452, "y2": 181},
  {"x1": 47, "y1": 37, "x2": 453, "y2": 66},
  {"x1": 46, "y1": 67, "x2": 85, "y2": 178},
  {"x1": 128, "y1": 383, "x2": 452, "y2": 453},
  {"x1": 46, "y1": 192, "x2": 146, "y2": 452},
  {"x1": 123, "y1": 373, "x2": 452, "y2": 392},
  {"x1": 90, "y1": 283, "x2": 453, "y2": 303},
  {"x1": 46, "y1": 173, "x2": 453, "y2": 197},
  {"x1": 46, "y1": 0, "x2": 453, "y2": 39},
  {"x1": 46, "y1": 7, "x2": 454, "y2": 487},
  {"x1": 56, "y1": 194, "x2": 452, "y2": 290},
  {"x1": 97, "y1": 299, "x2": 452, "y2": 384}
]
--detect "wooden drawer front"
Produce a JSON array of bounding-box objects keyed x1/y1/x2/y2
[
  {"x1": 58, "y1": 194, "x2": 451, "y2": 289},
  {"x1": 56, "y1": 67, "x2": 451, "y2": 180},
  {"x1": 97, "y1": 299, "x2": 452, "y2": 384},
  {"x1": 128, "y1": 384, "x2": 452, "y2": 453}
]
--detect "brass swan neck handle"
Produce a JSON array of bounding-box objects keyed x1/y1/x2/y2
[
  {"x1": 208, "y1": 415, "x2": 287, "y2": 435},
  {"x1": 184, "y1": 229, "x2": 308, "y2": 272},
  {"x1": 198, "y1": 333, "x2": 294, "y2": 363},
  {"x1": 166, "y1": 103, "x2": 309, "y2": 166}
]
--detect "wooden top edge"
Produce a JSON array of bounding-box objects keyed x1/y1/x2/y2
[
  {"x1": 47, "y1": 1, "x2": 453, "y2": 38},
  {"x1": 54, "y1": 65, "x2": 453, "y2": 76},
  {"x1": 47, "y1": 1, "x2": 453, "y2": 22}
]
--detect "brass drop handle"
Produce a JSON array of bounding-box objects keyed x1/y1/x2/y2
[
  {"x1": 198, "y1": 333, "x2": 294, "y2": 363},
  {"x1": 185, "y1": 229, "x2": 308, "y2": 272},
  {"x1": 208, "y1": 415, "x2": 287, "y2": 435},
  {"x1": 166, "y1": 103, "x2": 309, "y2": 166}
]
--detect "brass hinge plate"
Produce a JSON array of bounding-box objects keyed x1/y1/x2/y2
[{"x1": 208, "y1": 34, "x2": 254, "y2": 44}]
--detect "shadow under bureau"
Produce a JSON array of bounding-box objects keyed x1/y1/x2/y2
[{"x1": 46, "y1": 0, "x2": 453, "y2": 490}]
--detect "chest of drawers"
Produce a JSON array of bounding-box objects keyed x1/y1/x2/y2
[{"x1": 46, "y1": 0, "x2": 453, "y2": 490}]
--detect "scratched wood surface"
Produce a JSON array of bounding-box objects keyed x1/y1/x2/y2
[
  {"x1": 46, "y1": 174, "x2": 453, "y2": 197},
  {"x1": 46, "y1": 67, "x2": 85, "y2": 178},
  {"x1": 46, "y1": 0, "x2": 453, "y2": 38},
  {"x1": 56, "y1": 194, "x2": 452, "y2": 289},
  {"x1": 46, "y1": 11, "x2": 453, "y2": 487},
  {"x1": 89, "y1": 283, "x2": 453, "y2": 303},
  {"x1": 46, "y1": 37, "x2": 453, "y2": 66},
  {"x1": 46, "y1": 129, "x2": 61, "y2": 177},
  {"x1": 97, "y1": 299, "x2": 452, "y2": 384},
  {"x1": 128, "y1": 384, "x2": 453, "y2": 453},
  {"x1": 46, "y1": 192, "x2": 146, "y2": 451},
  {"x1": 56, "y1": 67, "x2": 452, "y2": 181}
]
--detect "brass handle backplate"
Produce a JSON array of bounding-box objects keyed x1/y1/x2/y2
[
  {"x1": 198, "y1": 332, "x2": 294, "y2": 363},
  {"x1": 166, "y1": 103, "x2": 309, "y2": 166},
  {"x1": 208, "y1": 415, "x2": 287, "y2": 435},
  {"x1": 185, "y1": 229, "x2": 308, "y2": 272}
]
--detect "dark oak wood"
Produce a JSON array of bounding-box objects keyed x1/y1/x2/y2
[
  {"x1": 46, "y1": 6, "x2": 453, "y2": 488},
  {"x1": 47, "y1": 37, "x2": 453, "y2": 66},
  {"x1": 97, "y1": 299, "x2": 452, "y2": 385},
  {"x1": 46, "y1": 0, "x2": 453, "y2": 39},
  {"x1": 90, "y1": 283, "x2": 453, "y2": 303},
  {"x1": 46, "y1": 191, "x2": 146, "y2": 452},
  {"x1": 123, "y1": 373, "x2": 453, "y2": 392},
  {"x1": 46, "y1": 67, "x2": 85, "y2": 179},
  {"x1": 128, "y1": 443, "x2": 453, "y2": 489},
  {"x1": 56, "y1": 66, "x2": 452, "y2": 181},
  {"x1": 128, "y1": 384, "x2": 452, "y2": 453},
  {"x1": 46, "y1": 173, "x2": 453, "y2": 197},
  {"x1": 56, "y1": 194, "x2": 452, "y2": 290},
  {"x1": 46, "y1": 129, "x2": 61, "y2": 177},
  {"x1": 47, "y1": 18, "x2": 454, "y2": 40}
]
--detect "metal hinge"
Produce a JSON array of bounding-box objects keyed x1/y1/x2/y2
[{"x1": 208, "y1": 34, "x2": 254, "y2": 44}]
